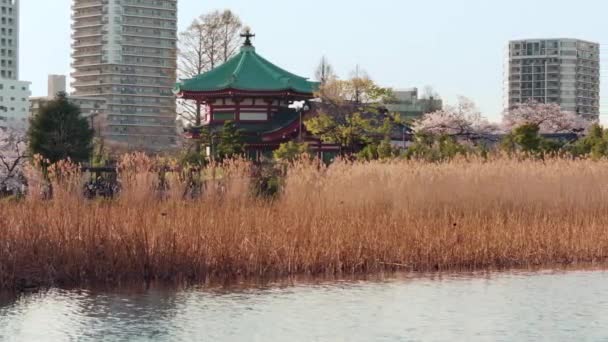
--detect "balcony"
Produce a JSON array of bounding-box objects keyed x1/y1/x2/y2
[
  {"x1": 108, "y1": 101, "x2": 175, "y2": 108},
  {"x1": 122, "y1": 20, "x2": 177, "y2": 30},
  {"x1": 72, "y1": 11, "x2": 103, "y2": 20},
  {"x1": 122, "y1": 10, "x2": 177, "y2": 21},
  {"x1": 108, "y1": 122, "x2": 176, "y2": 128},
  {"x1": 73, "y1": 80, "x2": 103, "y2": 87},
  {"x1": 72, "y1": 51, "x2": 103, "y2": 58},
  {"x1": 71, "y1": 61, "x2": 104, "y2": 68},
  {"x1": 121, "y1": 41, "x2": 175, "y2": 50},
  {"x1": 102, "y1": 91, "x2": 175, "y2": 98},
  {"x1": 72, "y1": 69, "x2": 101, "y2": 77},
  {"x1": 122, "y1": 0, "x2": 177, "y2": 12},
  {"x1": 72, "y1": 32, "x2": 103, "y2": 39},
  {"x1": 72, "y1": 0, "x2": 105, "y2": 11},
  {"x1": 72, "y1": 41, "x2": 103, "y2": 49},
  {"x1": 71, "y1": 21, "x2": 104, "y2": 30},
  {"x1": 122, "y1": 52, "x2": 175, "y2": 59}
]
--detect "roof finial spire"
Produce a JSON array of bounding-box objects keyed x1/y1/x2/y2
[{"x1": 241, "y1": 27, "x2": 255, "y2": 47}]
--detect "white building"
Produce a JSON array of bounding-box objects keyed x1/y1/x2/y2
[
  {"x1": 71, "y1": 0, "x2": 178, "y2": 151},
  {"x1": 384, "y1": 88, "x2": 443, "y2": 121},
  {"x1": 0, "y1": 78, "x2": 30, "y2": 129},
  {"x1": 48, "y1": 74, "x2": 67, "y2": 97},
  {"x1": 0, "y1": 0, "x2": 30, "y2": 130},
  {"x1": 0, "y1": 0, "x2": 19, "y2": 80},
  {"x1": 504, "y1": 38, "x2": 600, "y2": 121}
]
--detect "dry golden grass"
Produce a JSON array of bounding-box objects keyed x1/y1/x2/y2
[{"x1": 2, "y1": 155, "x2": 608, "y2": 290}]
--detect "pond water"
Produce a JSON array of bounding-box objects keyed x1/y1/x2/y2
[{"x1": 1, "y1": 270, "x2": 607, "y2": 341}]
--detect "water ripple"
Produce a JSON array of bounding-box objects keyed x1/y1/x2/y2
[{"x1": 1, "y1": 270, "x2": 607, "y2": 341}]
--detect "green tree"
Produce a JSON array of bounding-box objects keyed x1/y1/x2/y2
[
  {"x1": 356, "y1": 144, "x2": 379, "y2": 161},
  {"x1": 357, "y1": 138, "x2": 399, "y2": 161},
  {"x1": 437, "y1": 135, "x2": 468, "y2": 159},
  {"x1": 273, "y1": 141, "x2": 310, "y2": 162},
  {"x1": 305, "y1": 72, "x2": 397, "y2": 154},
  {"x1": 501, "y1": 123, "x2": 565, "y2": 156},
  {"x1": 178, "y1": 148, "x2": 208, "y2": 167},
  {"x1": 403, "y1": 132, "x2": 436, "y2": 161},
  {"x1": 180, "y1": 125, "x2": 215, "y2": 166},
  {"x1": 91, "y1": 137, "x2": 109, "y2": 167},
  {"x1": 569, "y1": 124, "x2": 608, "y2": 159},
  {"x1": 501, "y1": 123, "x2": 542, "y2": 154},
  {"x1": 404, "y1": 133, "x2": 469, "y2": 162},
  {"x1": 539, "y1": 138, "x2": 564, "y2": 154},
  {"x1": 28, "y1": 92, "x2": 93, "y2": 163},
  {"x1": 377, "y1": 139, "x2": 397, "y2": 159},
  {"x1": 216, "y1": 121, "x2": 244, "y2": 160},
  {"x1": 306, "y1": 111, "x2": 376, "y2": 152}
]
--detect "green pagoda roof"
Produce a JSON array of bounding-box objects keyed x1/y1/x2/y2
[{"x1": 175, "y1": 41, "x2": 319, "y2": 95}]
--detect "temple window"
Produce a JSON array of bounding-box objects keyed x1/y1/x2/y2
[
  {"x1": 240, "y1": 112, "x2": 268, "y2": 121},
  {"x1": 213, "y1": 112, "x2": 235, "y2": 121}
]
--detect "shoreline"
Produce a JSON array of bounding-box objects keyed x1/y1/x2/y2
[{"x1": 3, "y1": 263, "x2": 608, "y2": 296}]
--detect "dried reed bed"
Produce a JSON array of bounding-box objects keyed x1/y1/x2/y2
[{"x1": 2, "y1": 155, "x2": 608, "y2": 290}]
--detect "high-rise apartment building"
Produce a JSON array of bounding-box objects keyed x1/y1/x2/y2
[
  {"x1": 0, "y1": 0, "x2": 18, "y2": 80},
  {"x1": 504, "y1": 38, "x2": 600, "y2": 120},
  {"x1": 0, "y1": 0, "x2": 29, "y2": 130},
  {"x1": 71, "y1": 0, "x2": 178, "y2": 150}
]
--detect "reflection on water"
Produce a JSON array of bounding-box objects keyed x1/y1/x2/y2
[{"x1": 1, "y1": 270, "x2": 608, "y2": 341}]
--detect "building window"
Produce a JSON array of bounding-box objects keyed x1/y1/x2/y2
[
  {"x1": 213, "y1": 112, "x2": 235, "y2": 121},
  {"x1": 240, "y1": 112, "x2": 268, "y2": 121}
]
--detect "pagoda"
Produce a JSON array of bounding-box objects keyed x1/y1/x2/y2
[{"x1": 174, "y1": 30, "x2": 340, "y2": 161}]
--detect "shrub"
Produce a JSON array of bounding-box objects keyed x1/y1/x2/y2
[
  {"x1": 404, "y1": 133, "x2": 469, "y2": 162},
  {"x1": 501, "y1": 123, "x2": 565, "y2": 157},
  {"x1": 273, "y1": 141, "x2": 311, "y2": 162},
  {"x1": 568, "y1": 124, "x2": 608, "y2": 159},
  {"x1": 250, "y1": 160, "x2": 282, "y2": 198}
]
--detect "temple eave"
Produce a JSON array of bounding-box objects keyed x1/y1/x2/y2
[{"x1": 178, "y1": 88, "x2": 314, "y2": 101}]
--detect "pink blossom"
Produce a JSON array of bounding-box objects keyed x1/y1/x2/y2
[
  {"x1": 413, "y1": 96, "x2": 501, "y2": 136},
  {"x1": 503, "y1": 101, "x2": 592, "y2": 134},
  {"x1": 0, "y1": 128, "x2": 27, "y2": 191}
]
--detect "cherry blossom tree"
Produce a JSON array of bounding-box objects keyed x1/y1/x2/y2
[
  {"x1": 0, "y1": 128, "x2": 27, "y2": 193},
  {"x1": 413, "y1": 96, "x2": 501, "y2": 137},
  {"x1": 503, "y1": 101, "x2": 591, "y2": 134}
]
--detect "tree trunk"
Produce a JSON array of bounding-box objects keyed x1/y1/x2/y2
[{"x1": 195, "y1": 101, "x2": 202, "y2": 153}]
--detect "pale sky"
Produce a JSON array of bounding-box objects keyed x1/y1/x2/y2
[{"x1": 20, "y1": 0, "x2": 608, "y2": 122}]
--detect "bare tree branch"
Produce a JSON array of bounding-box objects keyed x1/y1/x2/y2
[
  {"x1": 315, "y1": 56, "x2": 335, "y2": 85},
  {"x1": 177, "y1": 10, "x2": 245, "y2": 129}
]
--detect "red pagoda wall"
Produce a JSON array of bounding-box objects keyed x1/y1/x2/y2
[{"x1": 207, "y1": 97, "x2": 293, "y2": 123}]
